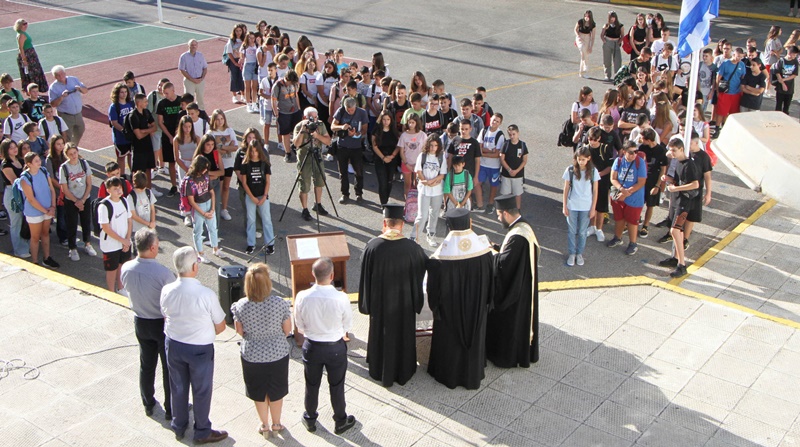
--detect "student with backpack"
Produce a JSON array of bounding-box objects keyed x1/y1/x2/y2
[
  {"x1": 38, "y1": 104, "x2": 69, "y2": 143},
  {"x1": 19, "y1": 152, "x2": 59, "y2": 268},
  {"x1": 98, "y1": 162, "x2": 133, "y2": 199},
  {"x1": 562, "y1": 146, "x2": 599, "y2": 267},
  {"x1": 59, "y1": 143, "x2": 96, "y2": 261},
  {"x1": 98, "y1": 176, "x2": 132, "y2": 293},
  {"x1": 2, "y1": 99, "x2": 31, "y2": 142},
  {"x1": 413, "y1": 136, "x2": 447, "y2": 247},
  {"x1": 1, "y1": 139, "x2": 26, "y2": 254},
  {"x1": 127, "y1": 170, "x2": 157, "y2": 237},
  {"x1": 44, "y1": 135, "x2": 69, "y2": 246},
  {"x1": 607, "y1": 141, "x2": 647, "y2": 255},
  {"x1": 443, "y1": 156, "x2": 473, "y2": 212}
]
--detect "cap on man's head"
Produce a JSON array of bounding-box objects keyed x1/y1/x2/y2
[
  {"x1": 382, "y1": 204, "x2": 405, "y2": 219},
  {"x1": 495, "y1": 195, "x2": 517, "y2": 211},
  {"x1": 446, "y1": 208, "x2": 470, "y2": 231}
]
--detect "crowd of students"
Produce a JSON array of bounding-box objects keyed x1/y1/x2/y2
[{"x1": 567, "y1": 10, "x2": 732, "y2": 277}]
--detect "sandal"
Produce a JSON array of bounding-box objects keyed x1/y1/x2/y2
[
  {"x1": 271, "y1": 424, "x2": 285, "y2": 433},
  {"x1": 258, "y1": 424, "x2": 269, "y2": 438}
]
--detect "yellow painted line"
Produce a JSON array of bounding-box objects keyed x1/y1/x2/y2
[
  {"x1": 0, "y1": 252, "x2": 130, "y2": 309},
  {"x1": 669, "y1": 199, "x2": 777, "y2": 287},
  {"x1": 609, "y1": 0, "x2": 800, "y2": 24},
  {"x1": 541, "y1": 275, "x2": 653, "y2": 291}
]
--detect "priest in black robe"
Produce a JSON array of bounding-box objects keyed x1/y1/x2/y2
[
  {"x1": 486, "y1": 195, "x2": 541, "y2": 368},
  {"x1": 359, "y1": 204, "x2": 427, "y2": 386},
  {"x1": 426, "y1": 208, "x2": 494, "y2": 389}
]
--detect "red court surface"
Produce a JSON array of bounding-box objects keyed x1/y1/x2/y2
[{"x1": 0, "y1": 0, "x2": 74, "y2": 27}]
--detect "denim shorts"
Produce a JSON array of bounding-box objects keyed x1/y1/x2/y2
[{"x1": 242, "y1": 62, "x2": 258, "y2": 81}]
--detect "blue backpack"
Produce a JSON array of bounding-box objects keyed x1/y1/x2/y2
[{"x1": 11, "y1": 169, "x2": 46, "y2": 213}]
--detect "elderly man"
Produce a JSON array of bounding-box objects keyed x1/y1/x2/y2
[
  {"x1": 331, "y1": 96, "x2": 369, "y2": 204},
  {"x1": 178, "y1": 39, "x2": 208, "y2": 109},
  {"x1": 160, "y1": 246, "x2": 227, "y2": 444},
  {"x1": 292, "y1": 107, "x2": 332, "y2": 221},
  {"x1": 48, "y1": 65, "x2": 88, "y2": 146},
  {"x1": 120, "y1": 228, "x2": 176, "y2": 419},
  {"x1": 294, "y1": 257, "x2": 356, "y2": 435}
]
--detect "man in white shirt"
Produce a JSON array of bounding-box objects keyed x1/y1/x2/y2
[
  {"x1": 160, "y1": 246, "x2": 227, "y2": 444},
  {"x1": 650, "y1": 26, "x2": 675, "y2": 59},
  {"x1": 178, "y1": 39, "x2": 208, "y2": 109},
  {"x1": 294, "y1": 257, "x2": 356, "y2": 435}
]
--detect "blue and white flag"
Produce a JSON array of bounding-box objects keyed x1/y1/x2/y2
[{"x1": 677, "y1": 0, "x2": 719, "y2": 58}]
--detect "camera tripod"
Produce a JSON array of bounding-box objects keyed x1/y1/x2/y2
[{"x1": 279, "y1": 134, "x2": 339, "y2": 232}]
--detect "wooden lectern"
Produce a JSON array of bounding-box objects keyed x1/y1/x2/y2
[
  {"x1": 286, "y1": 231, "x2": 350, "y2": 297},
  {"x1": 286, "y1": 231, "x2": 350, "y2": 346}
]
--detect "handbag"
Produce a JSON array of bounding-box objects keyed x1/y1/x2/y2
[
  {"x1": 621, "y1": 35, "x2": 633, "y2": 54},
  {"x1": 718, "y1": 62, "x2": 739, "y2": 94}
]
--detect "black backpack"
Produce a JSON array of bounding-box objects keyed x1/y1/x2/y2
[
  {"x1": 91, "y1": 197, "x2": 129, "y2": 238},
  {"x1": 557, "y1": 118, "x2": 576, "y2": 148}
]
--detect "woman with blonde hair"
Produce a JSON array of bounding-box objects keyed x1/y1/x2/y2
[
  {"x1": 232, "y1": 263, "x2": 291, "y2": 438},
  {"x1": 574, "y1": 10, "x2": 596, "y2": 78},
  {"x1": 651, "y1": 93, "x2": 675, "y2": 142},
  {"x1": 14, "y1": 18, "x2": 48, "y2": 92}
]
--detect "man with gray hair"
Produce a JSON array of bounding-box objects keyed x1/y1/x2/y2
[
  {"x1": 120, "y1": 228, "x2": 176, "y2": 419},
  {"x1": 178, "y1": 39, "x2": 207, "y2": 109},
  {"x1": 160, "y1": 246, "x2": 227, "y2": 443},
  {"x1": 293, "y1": 106, "x2": 332, "y2": 221},
  {"x1": 294, "y1": 257, "x2": 356, "y2": 435},
  {"x1": 47, "y1": 65, "x2": 88, "y2": 146},
  {"x1": 331, "y1": 96, "x2": 368, "y2": 204}
]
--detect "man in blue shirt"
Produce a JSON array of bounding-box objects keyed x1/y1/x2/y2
[
  {"x1": 607, "y1": 141, "x2": 647, "y2": 255},
  {"x1": 715, "y1": 48, "x2": 747, "y2": 126},
  {"x1": 48, "y1": 65, "x2": 88, "y2": 146}
]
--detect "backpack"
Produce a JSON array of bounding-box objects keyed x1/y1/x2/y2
[
  {"x1": 59, "y1": 159, "x2": 89, "y2": 190},
  {"x1": 40, "y1": 116, "x2": 64, "y2": 141},
  {"x1": 557, "y1": 103, "x2": 578, "y2": 148},
  {"x1": 10, "y1": 170, "x2": 35, "y2": 213},
  {"x1": 4, "y1": 114, "x2": 30, "y2": 138},
  {"x1": 122, "y1": 112, "x2": 136, "y2": 142},
  {"x1": 178, "y1": 175, "x2": 192, "y2": 213},
  {"x1": 613, "y1": 65, "x2": 632, "y2": 86},
  {"x1": 567, "y1": 166, "x2": 596, "y2": 198},
  {"x1": 91, "y1": 197, "x2": 129, "y2": 238},
  {"x1": 404, "y1": 187, "x2": 418, "y2": 224},
  {"x1": 130, "y1": 188, "x2": 153, "y2": 209}
]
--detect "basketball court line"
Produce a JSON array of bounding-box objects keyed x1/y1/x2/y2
[
  {"x1": 0, "y1": 24, "x2": 147, "y2": 54},
  {"x1": 0, "y1": 15, "x2": 75, "y2": 30}
]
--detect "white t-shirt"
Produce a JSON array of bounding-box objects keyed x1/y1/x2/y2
[
  {"x1": 300, "y1": 71, "x2": 320, "y2": 102},
  {"x1": 653, "y1": 53, "x2": 679, "y2": 74},
  {"x1": 3, "y1": 114, "x2": 30, "y2": 142},
  {"x1": 243, "y1": 45, "x2": 258, "y2": 64},
  {"x1": 673, "y1": 58, "x2": 692, "y2": 87},
  {"x1": 478, "y1": 128, "x2": 505, "y2": 169},
  {"x1": 192, "y1": 118, "x2": 208, "y2": 139},
  {"x1": 259, "y1": 76, "x2": 277, "y2": 103},
  {"x1": 256, "y1": 47, "x2": 274, "y2": 80},
  {"x1": 571, "y1": 101, "x2": 599, "y2": 117},
  {"x1": 210, "y1": 128, "x2": 238, "y2": 169},
  {"x1": 161, "y1": 277, "x2": 226, "y2": 345},
  {"x1": 629, "y1": 126, "x2": 661, "y2": 145},
  {"x1": 650, "y1": 39, "x2": 676, "y2": 58},
  {"x1": 126, "y1": 189, "x2": 156, "y2": 233},
  {"x1": 38, "y1": 117, "x2": 69, "y2": 140},
  {"x1": 414, "y1": 152, "x2": 448, "y2": 197},
  {"x1": 563, "y1": 166, "x2": 600, "y2": 212},
  {"x1": 276, "y1": 66, "x2": 290, "y2": 80},
  {"x1": 98, "y1": 198, "x2": 132, "y2": 253}
]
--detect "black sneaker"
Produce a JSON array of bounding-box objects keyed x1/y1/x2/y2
[
  {"x1": 355, "y1": 194, "x2": 363, "y2": 202},
  {"x1": 334, "y1": 415, "x2": 356, "y2": 435},
  {"x1": 684, "y1": 238, "x2": 690, "y2": 250},
  {"x1": 266, "y1": 245, "x2": 275, "y2": 255},
  {"x1": 654, "y1": 217, "x2": 671, "y2": 228},
  {"x1": 144, "y1": 405, "x2": 154, "y2": 416},
  {"x1": 638, "y1": 226, "x2": 649, "y2": 238},
  {"x1": 339, "y1": 195, "x2": 349, "y2": 204},
  {"x1": 42, "y1": 257, "x2": 60, "y2": 268},
  {"x1": 606, "y1": 237, "x2": 623, "y2": 248},
  {"x1": 670, "y1": 264, "x2": 688, "y2": 278},
  {"x1": 301, "y1": 208, "x2": 312, "y2": 221},
  {"x1": 284, "y1": 154, "x2": 292, "y2": 162},
  {"x1": 659, "y1": 257, "x2": 679, "y2": 268},
  {"x1": 302, "y1": 414, "x2": 317, "y2": 433},
  {"x1": 312, "y1": 203, "x2": 329, "y2": 216},
  {"x1": 245, "y1": 246, "x2": 255, "y2": 254},
  {"x1": 167, "y1": 186, "x2": 178, "y2": 197},
  {"x1": 658, "y1": 233, "x2": 673, "y2": 244},
  {"x1": 164, "y1": 411, "x2": 172, "y2": 421}
]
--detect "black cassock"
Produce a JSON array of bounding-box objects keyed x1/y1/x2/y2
[
  {"x1": 359, "y1": 236, "x2": 427, "y2": 386},
  {"x1": 486, "y1": 220, "x2": 540, "y2": 368},
  {"x1": 426, "y1": 253, "x2": 493, "y2": 389}
]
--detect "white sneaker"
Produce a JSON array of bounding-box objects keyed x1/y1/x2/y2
[
  {"x1": 348, "y1": 164, "x2": 355, "y2": 174},
  {"x1": 151, "y1": 170, "x2": 157, "y2": 180},
  {"x1": 256, "y1": 231, "x2": 262, "y2": 239},
  {"x1": 576, "y1": 254, "x2": 585, "y2": 266},
  {"x1": 232, "y1": 96, "x2": 239, "y2": 104},
  {"x1": 324, "y1": 154, "x2": 334, "y2": 161},
  {"x1": 213, "y1": 247, "x2": 223, "y2": 257},
  {"x1": 184, "y1": 216, "x2": 193, "y2": 227},
  {"x1": 69, "y1": 249, "x2": 80, "y2": 261},
  {"x1": 595, "y1": 228, "x2": 605, "y2": 242},
  {"x1": 221, "y1": 209, "x2": 232, "y2": 221},
  {"x1": 238, "y1": 94, "x2": 246, "y2": 104},
  {"x1": 152, "y1": 189, "x2": 163, "y2": 198},
  {"x1": 567, "y1": 254, "x2": 575, "y2": 266},
  {"x1": 159, "y1": 167, "x2": 169, "y2": 175},
  {"x1": 199, "y1": 255, "x2": 210, "y2": 264},
  {"x1": 426, "y1": 234, "x2": 438, "y2": 247},
  {"x1": 84, "y1": 244, "x2": 97, "y2": 257},
  {"x1": 585, "y1": 226, "x2": 595, "y2": 238},
  {"x1": 117, "y1": 289, "x2": 129, "y2": 297},
  {"x1": 277, "y1": 142, "x2": 284, "y2": 152}
]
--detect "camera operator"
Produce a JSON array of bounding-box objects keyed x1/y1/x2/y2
[
  {"x1": 293, "y1": 107, "x2": 332, "y2": 221},
  {"x1": 331, "y1": 96, "x2": 368, "y2": 204}
]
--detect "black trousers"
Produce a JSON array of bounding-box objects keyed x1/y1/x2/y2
[
  {"x1": 776, "y1": 92, "x2": 793, "y2": 115},
  {"x1": 302, "y1": 339, "x2": 347, "y2": 423},
  {"x1": 134, "y1": 317, "x2": 171, "y2": 411},
  {"x1": 63, "y1": 198, "x2": 92, "y2": 250},
  {"x1": 374, "y1": 157, "x2": 397, "y2": 205},
  {"x1": 336, "y1": 147, "x2": 364, "y2": 197}
]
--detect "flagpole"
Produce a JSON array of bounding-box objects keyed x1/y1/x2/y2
[{"x1": 682, "y1": 50, "x2": 701, "y2": 156}]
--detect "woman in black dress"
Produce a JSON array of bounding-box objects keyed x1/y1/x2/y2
[{"x1": 629, "y1": 13, "x2": 649, "y2": 61}]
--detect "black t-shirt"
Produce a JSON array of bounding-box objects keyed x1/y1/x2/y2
[
  {"x1": 774, "y1": 57, "x2": 799, "y2": 95},
  {"x1": 156, "y1": 96, "x2": 182, "y2": 136},
  {"x1": 441, "y1": 108, "x2": 458, "y2": 127},
  {"x1": 740, "y1": 71, "x2": 767, "y2": 110},
  {"x1": 604, "y1": 23, "x2": 622, "y2": 39},
  {"x1": 578, "y1": 19, "x2": 595, "y2": 34},
  {"x1": 600, "y1": 128, "x2": 622, "y2": 155},
  {"x1": 240, "y1": 161, "x2": 271, "y2": 198},
  {"x1": 637, "y1": 142, "x2": 668, "y2": 183},
  {"x1": 387, "y1": 100, "x2": 410, "y2": 132},
  {"x1": 620, "y1": 107, "x2": 649, "y2": 130},
  {"x1": 447, "y1": 137, "x2": 481, "y2": 176},
  {"x1": 422, "y1": 111, "x2": 444, "y2": 135},
  {"x1": 586, "y1": 142, "x2": 614, "y2": 175},
  {"x1": 1, "y1": 157, "x2": 23, "y2": 187},
  {"x1": 129, "y1": 109, "x2": 154, "y2": 152},
  {"x1": 372, "y1": 129, "x2": 399, "y2": 156},
  {"x1": 690, "y1": 149, "x2": 713, "y2": 195},
  {"x1": 674, "y1": 157, "x2": 700, "y2": 207},
  {"x1": 21, "y1": 98, "x2": 47, "y2": 122},
  {"x1": 501, "y1": 140, "x2": 528, "y2": 178},
  {"x1": 628, "y1": 58, "x2": 651, "y2": 75},
  {"x1": 199, "y1": 150, "x2": 220, "y2": 172}
]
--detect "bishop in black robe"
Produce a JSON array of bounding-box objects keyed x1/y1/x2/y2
[
  {"x1": 486, "y1": 195, "x2": 541, "y2": 368},
  {"x1": 359, "y1": 205, "x2": 427, "y2": 387},
  {"x1": 426, "y1": 208, "x2": 494, "y2": 389}
]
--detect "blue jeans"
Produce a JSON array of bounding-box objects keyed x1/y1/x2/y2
[
  {"x1": 192, "y1": 200, "x2": 218, "y2": 253},
  {"x1": 165, "y1": 338, "x2": 215, "y2": 440},
  {"x1": 4, "y1": 185, "x2": 30, "y2": 256},
  {"x1": 245, "y1": 196, "x2": 274, "y2": 247},
  {"x1": 566, "y1": 210, "x2": 590, "y2": 255}
]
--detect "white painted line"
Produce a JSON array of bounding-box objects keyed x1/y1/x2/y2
[
  {"x1": 0, "y1": 25, "x2": 147, "y2": 54},
  {"x1": 65, "y1": 36, "x2": 217, "y2": 71},
  {"x1": 0, "y1": 15, "x2": 76, "y2": 31}
]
